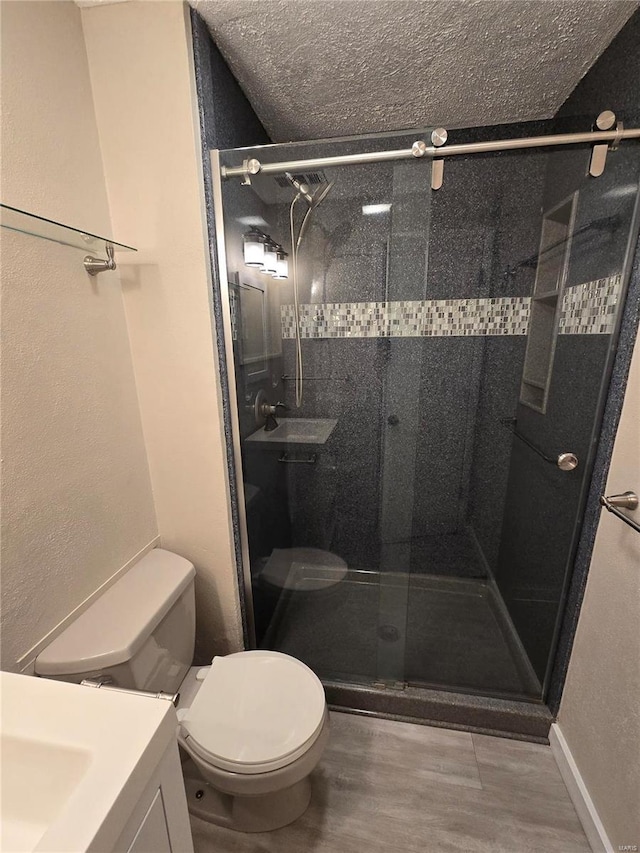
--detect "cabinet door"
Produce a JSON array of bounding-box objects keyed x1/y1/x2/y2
[{"x1": 127, "y1": 789, "x2": 172, "y2": 853}]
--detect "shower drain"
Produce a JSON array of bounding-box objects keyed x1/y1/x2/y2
[{"x1": 377, "y1": 624, "x2": 400, "y2": 643}]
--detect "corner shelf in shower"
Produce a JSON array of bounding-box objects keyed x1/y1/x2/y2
[{"x1": 0, "y1": 203, "x2": 136, "y2": 273}]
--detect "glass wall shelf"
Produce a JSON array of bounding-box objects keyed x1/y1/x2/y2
[{"x1": 0, "y1": 203, "x2": 136, "y2": 253}]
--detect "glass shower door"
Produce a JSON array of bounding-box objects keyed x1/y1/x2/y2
[
  {"x1": 217, "y1": 120, "x2": 640, "y2": 705},
  {"x1": 218, "y1": 131, "x2": 434, "y2": 689},
  {"x1": 400, "y1": 123, "x2": 640, "y2": 701}
]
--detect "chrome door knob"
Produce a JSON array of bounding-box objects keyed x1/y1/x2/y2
[{"x1": 557, "y1": 452, "x2": 578, "y2": 471}]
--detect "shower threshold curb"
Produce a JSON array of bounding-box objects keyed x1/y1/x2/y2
[{"x1": 324, "y1": 680, "x2": 553, "y2": 743}]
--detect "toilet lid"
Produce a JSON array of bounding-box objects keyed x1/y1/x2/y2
[{"x1": 181, "y1": 651, "x2": 327, "y2": 774}]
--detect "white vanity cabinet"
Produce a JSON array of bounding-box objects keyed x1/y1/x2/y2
[
  {"x1": 0, "y1": 673, "x2": 194, "y2": 853},
  {"x1": 114, "y1": 741, "x2": 193, "y2": 853},
  {"x1": 127, "y1": 791, "x2": 172, "y2": 853}
]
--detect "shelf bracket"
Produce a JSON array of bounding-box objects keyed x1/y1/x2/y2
[{"x1": 84, "y1": 241, "x2": 116, "y2": 276}]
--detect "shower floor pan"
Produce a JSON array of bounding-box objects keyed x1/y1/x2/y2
[{"x1": 260, "y1": 569, "x2": 548, "y2": 739}]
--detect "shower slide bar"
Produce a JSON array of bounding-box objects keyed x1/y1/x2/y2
[
  {"x1": 500, "y1": 418, "x2": 578, "y2": 471},
  {"x1": 600, "y1": 492, "x2": 640, "y2": 534},
  {"x1": 220, "y1": 124, "x2": 640, "y2": 180}
]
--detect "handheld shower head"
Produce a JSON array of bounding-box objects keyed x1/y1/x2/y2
[
  {"x1": 285, "y1": 172, "x2": 314, "y2": 205},
  {"x1": 285, "y1": 172, "x2": 334, "y2": 209}
]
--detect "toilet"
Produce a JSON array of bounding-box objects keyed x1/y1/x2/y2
[
  {"x1": 258, "y1": 547, "x2": 348, "y2": 593},
  {"x1": 34, "y1": 548, "x2": 329, "y2": 833}
]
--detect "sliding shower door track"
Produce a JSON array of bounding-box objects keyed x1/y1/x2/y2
[{"x1": 221, "y1": 123, "x2": 640, "y2": 179}]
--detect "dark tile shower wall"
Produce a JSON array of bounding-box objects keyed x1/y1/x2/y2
[
  {"x1": 283, "y1": 339, "x2": 387, "y2": 568},
  {"x1": 190, "y1": 10, "x2": 272, "y2": 646},
  {"x1": 274, "y1": 133, "x2": 549, "y2": 576},
  {"x1": 466, "y1": 152, "x2": 547, "y2": 573}
]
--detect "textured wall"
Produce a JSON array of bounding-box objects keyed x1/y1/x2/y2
[
  {"x1": 0, "y1": 1, "x2": 157, "y2": 671},
  {"x1": 191, "y1": 0, "x2": 637, "y2": 141},
  {"x1": 81, "y1": 1, "x2": 242, "y2": 660}
]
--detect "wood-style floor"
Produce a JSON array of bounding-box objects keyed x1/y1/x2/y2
[{"x1": 191, "y1": 711, "x2": 591, "y2": 853}]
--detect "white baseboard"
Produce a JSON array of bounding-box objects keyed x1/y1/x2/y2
[{"x1": 549, "y1": 723, "x2": 613, "y2": 853}]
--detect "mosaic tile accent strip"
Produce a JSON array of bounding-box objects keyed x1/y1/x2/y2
[
  {"x1": 280, "y1": 275, "x2": 622, "y2": 339},
  {"x1": 281, "y1": 297, "x2": 530, "y2": 339},
  {"x1": 559, "y1": 274, "x2": 622, "y2": 335}
]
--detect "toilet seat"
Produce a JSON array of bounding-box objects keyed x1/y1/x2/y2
[
  {"x1": 180, "y1": 651, "x2": 326, "y2": 775},
  {"x1": 260, "y1": 547, "x2": 348, "y2": 591}
]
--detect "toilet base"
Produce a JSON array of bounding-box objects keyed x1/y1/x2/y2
[{"x1": 183, "y1": 772, "x2": 312, "y2": 832}]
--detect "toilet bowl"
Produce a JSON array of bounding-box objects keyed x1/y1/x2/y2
[
  {"x1": 177, "y1": 652, "x2": 329, "y2": 831},
  {"x1": 34, "y1": 548, "x2": 329, "y2": 833}
]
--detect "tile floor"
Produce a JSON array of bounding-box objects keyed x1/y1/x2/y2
[{"x1": 190, "y1": 711, "x2": 590, "y2": 853}]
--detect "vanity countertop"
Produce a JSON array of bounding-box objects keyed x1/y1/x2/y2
[
  {"x1": 246, "y1": 417, "x2": 338, "y2": 446},
  {"x1": 1, "y1": 671, "x2": 178, "y2": 852}
]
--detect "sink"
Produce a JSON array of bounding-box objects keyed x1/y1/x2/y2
[
  {"x1": 1, "y1": 735, "x2": 91, "y2": 852},
  {"x1": 246, "y1": 418, "x2": 338, "y2": 446},
  {"x1": 0, "y1": 671, "x2": 177, "y2": 852}
]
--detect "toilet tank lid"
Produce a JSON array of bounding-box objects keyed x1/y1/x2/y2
[{"x1": 35, "y1": 549, "x2": 195, "y2": 677}]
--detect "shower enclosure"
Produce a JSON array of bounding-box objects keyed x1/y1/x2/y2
[{"x1": 211, "y1": 120, "x2": 640, "y2": 722}]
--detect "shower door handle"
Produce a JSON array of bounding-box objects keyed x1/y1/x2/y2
[{"x1": 500, "y1": 418, "x2": 578, "y2": 470}]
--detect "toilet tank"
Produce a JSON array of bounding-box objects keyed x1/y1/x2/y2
[{"x1": 35, "y1": 549, "x2": 196, "y2": 693}]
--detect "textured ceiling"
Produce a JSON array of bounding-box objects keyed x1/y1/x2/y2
[{"x1": 191, "y1": 0, "x2": 638, "y2": 142}]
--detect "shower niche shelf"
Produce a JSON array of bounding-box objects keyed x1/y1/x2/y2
[
  {"x1": 0, "y1": 203, "x2": 136, "y2": 272},
  {"x1": 520, "y1": 192, "x2": 577, "y2": 414}
]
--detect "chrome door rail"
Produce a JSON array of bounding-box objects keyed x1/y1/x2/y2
[
  {"x1": 210, "y1": 150, "x2": 257, "y2": 647},
  {"x1": 220, "y1": 127, "x2": 640, "y2": 179}
]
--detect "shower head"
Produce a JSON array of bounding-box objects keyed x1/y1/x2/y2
[
  {"x1": 285, "y1": 171, "x2": 333, "y2": 209},
  {"x1": 285, "y1": 172, "x2": 314, "y2": 205}
]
